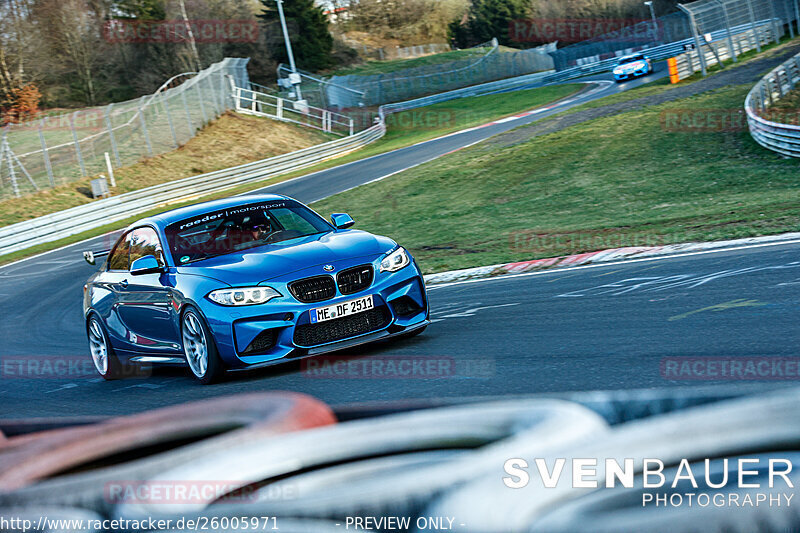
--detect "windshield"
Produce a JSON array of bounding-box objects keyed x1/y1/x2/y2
[
  {"x1": 620, "y1": 55, "x2": 644, "y2": 64},
  {"x1": 165, "y1": 200, "x2": 332, "y2": 264}
]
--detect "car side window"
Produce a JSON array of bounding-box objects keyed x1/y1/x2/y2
[
  {"x1": 107, "y1": 232, "x2": 132, "y2": 271},
  {"x1": 270, "y1": 208, "x2": 321, "y2": 234},
  {"x1": 129, "y1": 227, "x2": 165, "y2": 267}
]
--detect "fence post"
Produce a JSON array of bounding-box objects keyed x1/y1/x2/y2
[
  {"x1": 70, "y1": 112, "x2": 87, "y2": 177},
  {"x1": 717, "y1": 0, "x2": 737, "y2": 62},
  {"x1": 786, "y1": 0, "x2": 796, "y2": 39},
  {"x1": 2, "y1": 134, "x2": 21, "y2": 198},
  {"x1": 679, "y1": 6, "x2": 708, "y2": 77},
  {"x1": 104, "y1": 151, "x2": 116, "y2": 187},
  {"x1": 38, "y1": 119, "x2": 55, "y2": 187},
  {"x1": 104, "y1": 103, "x2": 121, "y2": 167},
  {"x1": 138, "y1": 96, "x2": 154, "y2": 157},
  {"x1": 162, "y1": 92, "x2": 179, "y2": 148},
  {"x1": 217, "y1": 73, "x2": 226, "y2": 113},
  {"x1": 745, "y1": 0, "x2": 763, "y2": 52},
  {"x1": 277, "y1": 97, "x2": 284, "y2": 119},
  {"x1": 795, "y1": 0, "x2": 800, "y2": 38},
  {"x1": 181, "y1": 89, "x2": 194, "y2": 136},
  {"x1": 767, "y1": 0, "x2": 781, "y2": 44},
  {"x1": 196, "y1": 79, "x2": 209, "y2": 125},
  {"x1": 349, "y1": 118, "x2": 354, "y2": 136}
]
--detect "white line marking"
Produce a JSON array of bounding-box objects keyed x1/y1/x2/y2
[
  {"x1": 44, "y1": 383, "x2": 78, "y2": 394},
  {"x1": 427, "y1": 239, "x2": 800, "y2": 291}
]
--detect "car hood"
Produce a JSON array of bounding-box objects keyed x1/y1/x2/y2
[
  {"x1": 616, "y1": 61, "x2": 646, "y2": 72},
  {"x1": 175, "y1": 230, "x2": 397, "y2": 286}
]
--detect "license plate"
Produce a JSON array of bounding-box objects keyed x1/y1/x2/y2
[{"x1": 309, "y1": 295, "x2": 374, "y2": 323}]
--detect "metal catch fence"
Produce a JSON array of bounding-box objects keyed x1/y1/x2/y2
[
  {"x1": 669, "y1": 23, "x2": 783, "y2": 81},
  {"x1": 279, "y1": 39, "x2": 555, "y2": 109},
  {"x1": 0, "y1": 58, "x2": 250, "y2": 201},
  {"x1": 551, "y1": 0, "x2": 798, "y2": 72},
  {"x1": 679, "y1": 0, "x2": 797, "y2": 75}
]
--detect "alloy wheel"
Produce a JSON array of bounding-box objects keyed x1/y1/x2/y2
[
  {"x1": 88, "y1": 318, "x2": 108, "y2": 375},
  {"x1": 182, "y1": 312, "x2": 208, "y2": 378}
]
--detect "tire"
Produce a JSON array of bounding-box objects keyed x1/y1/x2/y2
[
  {"x1": 181, "y1": 306, "x2": 224, "y2": 384},
  {"x1": 0, "y1": 392, "x2": 336, "y2": 507},
  {"x1": 86, "y1": 314, "x2": 123, "y2": 380},
  {"x1": 113, "y1": 399, "x2": 606, "y2": 522}
]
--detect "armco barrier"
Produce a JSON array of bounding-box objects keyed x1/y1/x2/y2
[
  {"x1": 746, "y1": 48, "x2": 800, "y2": 157},
  {"x1": 0, "y1": 122, "x2": 384, "y2": 256}
]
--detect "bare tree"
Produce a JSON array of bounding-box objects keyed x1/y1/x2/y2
[{"x1": 34, "y1": 0, "x2": 108, "y2": 105}]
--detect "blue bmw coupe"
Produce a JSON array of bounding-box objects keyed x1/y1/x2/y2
[{"x1": 82, "y1": 195, "x2": 429, "y2": 383}]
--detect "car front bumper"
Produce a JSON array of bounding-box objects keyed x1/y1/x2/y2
[
  {"x1": 199, "y1": 259, "x2": 429, "y2": 368},
  {"x1": 614, "y1": 68, "x2": 650, "y2": 81}
]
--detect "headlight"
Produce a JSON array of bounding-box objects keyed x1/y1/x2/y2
[
  {"x1": 613, "y1": 67, "x2": 623, "y2": 74},
  {"x1": 207, "y1": 286, "x2": 281, "y2": 306},
  {"x1": 380, "y1": 247, "x2": 410, "y2": 273}
]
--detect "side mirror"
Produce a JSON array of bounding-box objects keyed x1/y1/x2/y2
[
  {"x1": 331, "y1": 213, "x2": 355, "y2": 229},
  {"x1": 130, "y1": 255, "x2": 163, "y2": 276}
]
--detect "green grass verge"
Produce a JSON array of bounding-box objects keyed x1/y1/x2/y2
[
  {"x1": 311, "y1": 83, "x2": 800, "y2": 274},
  {"x1": 0, "y1": 83, "x2": 583, "y2": 266}
]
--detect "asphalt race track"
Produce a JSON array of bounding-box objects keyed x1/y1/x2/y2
[{"x1": 10, "y1": 63, "x2": 797, "y2": 418}]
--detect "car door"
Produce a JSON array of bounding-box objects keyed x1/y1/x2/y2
[
  {"x1": 116, "y1": 226, "x2": 181, "y2": 355},
  {"x1": 98, "y1": 230, "x2": 136, "y2": 352}
]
